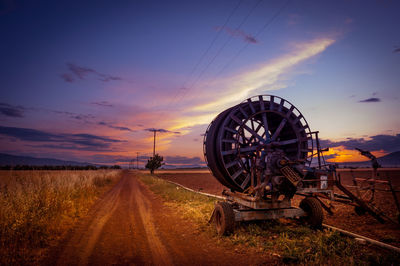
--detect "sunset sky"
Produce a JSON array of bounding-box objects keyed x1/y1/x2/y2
[{"x1": 1, "y1": 0, "x2": 399, "y2": 167}]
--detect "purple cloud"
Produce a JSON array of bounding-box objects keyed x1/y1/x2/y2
[
  {"x1": 91, "y1": 101, "x2": 113, "y2": 107},
  {"x1": 98, "y1": 121, "x2": 134, "y2": 132},
  {"x1": 52, "y1": 110, "x2": 95, "y2": 122},
  {"x1": 60, "y1": 73, "x2": 74, "y2": 82},
  {"x1": 319, "y1": 133, "x2": 400, "y2": 153},
  {"x1": 61, "y1": 63, "x2": 122, "y2": 83},
  {"x1": 0, "y1": 126, "x2": 126, "y2": 150},
  {"x1": 359, "y1": 97, "x2": 381, "y2": 103},
  {"x1": 145, "y1": 128, "x2": 181, "y2": 134},
  {"x1": 216, "y1": 26, "x2": 258, "y2": 44},
  {"x1": 0, "y1": 103, "x2": 25, "y2": 118}
]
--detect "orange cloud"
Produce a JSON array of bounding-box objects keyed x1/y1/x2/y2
[{"x1": 323, "y1": 146, "x2": 387, "y2": 163}]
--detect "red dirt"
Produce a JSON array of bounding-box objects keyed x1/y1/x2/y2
[
  {"x1": 45, "y1": 170, "x2": 272, "y2": 265},
  {"x1": 156, "y1": 168, "x2": 400, "y2": 247}
]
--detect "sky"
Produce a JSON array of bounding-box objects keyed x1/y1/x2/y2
[{"x1": 0, "y1": 0, "x2": 399, "y2": 167}]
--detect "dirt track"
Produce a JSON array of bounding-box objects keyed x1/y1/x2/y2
[{"x1": 46, "y1": 170, "x2": 269, "y2": 265}]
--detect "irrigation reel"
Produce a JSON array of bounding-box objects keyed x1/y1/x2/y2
[
  {"x1": 204, "y1": 95, "x2": 333, "y2": 235},
  {"x1": 204, "y1": 95, "x2": 399, "y2": 235}
]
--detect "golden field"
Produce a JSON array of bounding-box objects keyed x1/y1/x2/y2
[{"x1": 0, "y1": 170, "x2": 122, "y2": 265}]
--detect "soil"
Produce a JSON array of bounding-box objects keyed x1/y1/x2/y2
[
  {"x1": 156, "y1": 168, "x2": 400, "y2": 247},
  {"x1": 45, "y1": 170, "x2": 272, "y2": 265}
]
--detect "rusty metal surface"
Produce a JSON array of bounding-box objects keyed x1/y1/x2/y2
[
  {"x1": 224, "y1": 191, "x2": 292, "y2": 210},
  {"x1": 234, "y1": 208, "x2": 306, "y2": 222}
]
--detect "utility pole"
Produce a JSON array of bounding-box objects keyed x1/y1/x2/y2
[
  {"x1": 136, "y1": 152, "x2": 139, "y2": 169},
  {"x1": 146, "y1": 128, "x2": 167, "y2": 159},
  {"x1": 153, "y1": 130, "x2": 156, "y2": 157}
]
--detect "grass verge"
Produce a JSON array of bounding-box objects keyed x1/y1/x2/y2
[
  {"x1": 140, "y1": 173, "x2": 400, "y2": 265},
  {"x1": 0, "y1": 170, "x2": 122, "y2": 265}
]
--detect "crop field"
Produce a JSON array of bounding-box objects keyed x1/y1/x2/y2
[
  {"x1": 0, "y1": 169, "x2": 399, "y2": 265},
  {"x1": 0, "y1": 170, "x2": 122, "y2": 265},
  {"x1": 155, "y1": 169, "x2": 400, "y2": 248},
  {"x1": 142, "y1": 172, "x2": 400, "y2": 265}
]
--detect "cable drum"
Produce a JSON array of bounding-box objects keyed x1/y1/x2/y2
[{"x1": 204, "y1": 95, "x2": 313, "y2": 192}]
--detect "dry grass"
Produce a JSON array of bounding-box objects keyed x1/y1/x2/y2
[
  {"x1": 0, "y1": 170, "x2": 122, "y2": 265},
  {"x1": 139, "y1": 173, "x2": 400, "y2": 265}
]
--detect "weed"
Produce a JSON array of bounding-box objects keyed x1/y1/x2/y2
[
  {"x1": 0, "y1": 170, "x2": 121, "y2": 265},
  {"x1": 140, "y1": 173, "x2": 400, "y2": 265}
]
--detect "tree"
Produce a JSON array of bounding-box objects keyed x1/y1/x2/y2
[{"x1": 145, "y1": 154, "x2": 163, "y2": 174}]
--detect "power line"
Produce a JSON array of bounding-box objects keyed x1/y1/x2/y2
[
  {"x1": 182, "y1": 0, "x2": 243, "y2": 88},
  {"x1": 186, "y1": 0, "x2": 263, "y2": 92},
  {"x1": 206, "y1": 0, "x2": 291, "y2": 85},
  {"x1": 169, "y1": 0, "x2": 243, "y2": 106},
  {"x1": 175, "y1": 0, "x2": 264, "y2": 105}
]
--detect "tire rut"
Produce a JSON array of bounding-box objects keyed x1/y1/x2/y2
[
  {"x1": 47, "y1": 170, "x2": 270, "y2": 265},
  {"x1": 51, "y1": 171, "x2": 173, "y2": 266}
]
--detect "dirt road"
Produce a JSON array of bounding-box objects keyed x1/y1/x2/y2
[{"x1": 47, "y1": 171, "x2": 269, "y2": 265}]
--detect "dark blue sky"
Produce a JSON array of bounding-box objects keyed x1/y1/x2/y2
[{"x1": 0, "y1": 0, "x2": 399, "y2": 165}]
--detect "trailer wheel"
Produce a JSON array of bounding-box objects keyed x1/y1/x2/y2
[
  {"x1": 214, "y1": 202, "x2": 235, "y2": 235},
  {"x1": 300, "y1": 197, "x2": 323, "y2": 229}
]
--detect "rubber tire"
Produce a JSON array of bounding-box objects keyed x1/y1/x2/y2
[
  {"x1": 354, "y1": 205, "x2": 366, "y2": 216},
  {"x1": 300, "y1": 197, "x2": 323, "y2": 229},
  {"x1": 214, "y1": 202, "x2": 235, "y2": 236}
]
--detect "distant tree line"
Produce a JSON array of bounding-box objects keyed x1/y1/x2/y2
[{"x1": 0, "y1": 165, "x2": 122, "y2": 170}]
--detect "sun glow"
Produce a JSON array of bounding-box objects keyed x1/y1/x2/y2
[{"x1": 323, "y1": 146, "x2": 387, "y2": 163}]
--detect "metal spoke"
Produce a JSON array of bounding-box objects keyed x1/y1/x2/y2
[
  {"x1": 221, "y1": 149, "x2": 236, "y2": 155},
  {"x1": 251, "y1": 119, "x2": 255, "y2": 132},
  {"x1": 247, "y1": 122, "x2": 262, "y2": 143},
  {"x1": 259, "y1": 96, "x2": 270, "y2": 140},
  {"x1": 240, "y1": 174, "x2": 251, "y2": 189},
  {"x1": 269, "y1": 95, "x2": 275, "y2": 110},
  {"x1": 225, "y1": 159, "x2": 240, "y2": 168},
  {"x1": 286, "y1": 105, "x2": 295, "y2": 118},
  {"x1": 232, "y1": 170, "x2": 242, "y2": 180},
  {"x1": 231, "y1": 114, "x2": 264, "y2": 141},
  {"x1": 277, "y1": 139, "x2": 298, "y2": 145},
  {"x1": 231, "y1": 114, "x2": 265, "y2": 143},
  {"x1": 278, "y1": 98, "x2": 284, "y2": 112},
  {"x1": 292, "y1": 115, "x2": 303, "y2": 125},
  {"x1": 239, "y1": 106, "x2": 248, "y2": 119},
  {"x1": 247, "y1": 99, "x2": 255, "y2": 113},
  {"x1": 271, "y1": 118, "x2": 287, "y2": 141},
  {"x1": 224, "y1": 127, "x2": 237, "y2": 134},
  {"x1": 240, "y1": 145, "x2": 258, "y2": 153},
  {"x1": 261, "y1": 113, "x2": 270, "y2": 140}
]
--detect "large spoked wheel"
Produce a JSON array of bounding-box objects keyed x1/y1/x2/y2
[
  {"x1": 214, "y1": 202, "x2": 235, "y2": 236},
  {"x1": 300, "y1": 197, "x2": 323, "y2": 229},
  {"x1": 204, "y1": 106, "x2": 237, "y2": 189},
  {"x1": 204, "y1": 95, "x2": 313, "y2": 192}
]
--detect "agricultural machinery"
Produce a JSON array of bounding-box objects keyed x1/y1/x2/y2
[{"x1": 204, "y1": 95, "x2": 399, "y2": 235}]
